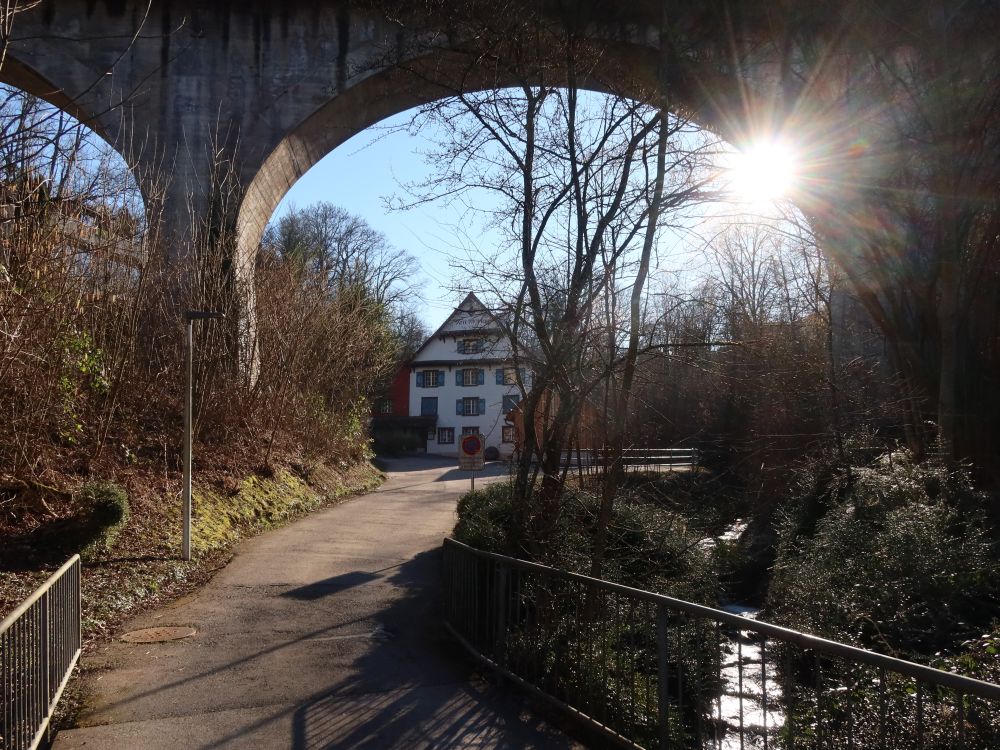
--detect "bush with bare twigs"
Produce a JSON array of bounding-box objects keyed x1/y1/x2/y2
[{"x1": 0, "y1": 85, "x2": 397, "y2": 541}]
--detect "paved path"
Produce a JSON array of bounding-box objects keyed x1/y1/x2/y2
[{"x1": 54, "y1": 458, "x2": 577, "y2": 749}]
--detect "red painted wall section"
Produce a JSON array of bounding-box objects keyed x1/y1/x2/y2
[{"x1": 390, "y1": 367, "x2": 410, "y2": 415}]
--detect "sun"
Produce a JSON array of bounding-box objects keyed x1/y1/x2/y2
[{"x1": 724, "y1": 139, "x2": 798, "y2": 206}]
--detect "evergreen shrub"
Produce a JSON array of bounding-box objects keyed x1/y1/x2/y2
[
  {"x1": 453, "y1": 480, "x2": 718, "y2": 603},
  {"x1": 78, "y1": 482, "x2": 130, "y2": 561},
  {"x1": 768, "y1": 445, "x2": 998, "y2": 657}
]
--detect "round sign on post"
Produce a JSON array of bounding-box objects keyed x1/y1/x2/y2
[{"x1": 459, "y1": 433, "x2": 485, "y2": 471}]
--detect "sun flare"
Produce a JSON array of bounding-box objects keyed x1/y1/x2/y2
[{"x1": 725, "y1": 140, "x2": 798, "y2": 206}]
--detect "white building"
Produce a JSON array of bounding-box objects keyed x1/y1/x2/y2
[{"x1": 408, "y1": 293, "x2": 529, "y2": 458}]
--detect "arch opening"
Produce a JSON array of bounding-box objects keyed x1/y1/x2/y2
[
  {"x1": 0, "y1": 80, "x2": 149, "y2": 277},
  {"x1": 235, "y1": 33, "x2": 758, "y2": 268},
  {"x1": 257, "y1": 81, "x2": 813, "y2": 331},
  {"x1": 254, "y1": 74, "x2": 843, "y2": 470}
]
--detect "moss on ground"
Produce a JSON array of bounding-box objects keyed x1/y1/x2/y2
[
  {"x1": 0, "y1": 458, "x2": 384, "y2": 730},
  {"x1": 192, "y1": 464, "x2": 382, "y2": 552},
  {"x1": 2, "y1": 460, "x2": 385, "y2": 642}
]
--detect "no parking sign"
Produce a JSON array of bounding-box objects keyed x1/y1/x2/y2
[{"x1": 459, "y1": 433, "x2": 485, "y2": 471}]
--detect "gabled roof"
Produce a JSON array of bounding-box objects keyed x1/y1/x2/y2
[{"x1": 410, "y1": 292, "x2": 504, "y2": 362}]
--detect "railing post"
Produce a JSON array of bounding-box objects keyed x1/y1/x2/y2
[
  {"x1": 40, "y1": 589, "x2": 50, "y2": 748},
  {"x1": 494, "y1": 565, "x2": 507, "y2": 665},
  {"x1": 657, "y1": 602, "x2": 670, "y2": 749}
]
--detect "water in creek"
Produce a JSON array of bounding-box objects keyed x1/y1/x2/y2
[
  {"x1": 700, "y1": 519, "x2": 786, "y2": 749},
  {"x1": 715, "y1": 604, "x2": 786, "y2": 749}
]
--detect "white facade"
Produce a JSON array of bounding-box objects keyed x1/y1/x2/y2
[{"x1": 408, "y1": 293, "x2": 529, "y2": 458}]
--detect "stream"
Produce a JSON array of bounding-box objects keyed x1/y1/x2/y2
[
  {"x1": 715, "y1": 604, "x2": 785, "y2": 749},
  {"x1": 703, "y1": 520, "x2": 786, "y2": 748}
]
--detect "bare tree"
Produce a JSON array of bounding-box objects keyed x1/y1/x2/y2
[
  {"x1": 394, "y1": 6, "x2": 718, "y2": 561},
  {"x1": 262, "y1": 202, "x2": 419, "y2": 309},
  {"x1": 707, "y1": 224, "x2": 782, "y2": 335}
]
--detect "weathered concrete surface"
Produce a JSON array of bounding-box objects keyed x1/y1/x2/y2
[
  {"x1": 53, "y1": 457, "x2": 578, "y2": 750},
  {"x1": 5, "y1": 1, "x2": 758, "y2": 260}
]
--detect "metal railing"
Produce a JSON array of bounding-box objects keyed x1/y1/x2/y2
[
  {"x1": 559, "y1": 448, "x2": 699, "y2": 475},
  {"x1": 443, "y1": 538, "x2": 1000, "y2": 749},
  {"x1": 1, "y1": 556, "x2": 82, "y2": 750}
]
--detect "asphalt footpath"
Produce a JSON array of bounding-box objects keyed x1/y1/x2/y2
[{"x1": 53, "y1": 457, "x2": 579, "y2": 750}]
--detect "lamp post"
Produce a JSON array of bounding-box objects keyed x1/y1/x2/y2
[{"x1": 182, "y1": 310, "x2": 223, "y2": 561}]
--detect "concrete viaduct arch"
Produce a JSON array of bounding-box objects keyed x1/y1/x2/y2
[
  {"x1": 2, "y1": 1, "x2": 792, "y2": 262},
  {"x1": 6, "y1": 1, "x2": 998, "y2": 470}
]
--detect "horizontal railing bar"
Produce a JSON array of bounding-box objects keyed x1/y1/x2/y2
[
  {"x1": 563, "y1": 448, "x2": 698, "y2": 456},
  {"x1": 444, "y1": 538, "x2": 1000, "y2": 700},
  {"x1": 0, "y1": 555, "x2": 80, "y2": 637}
]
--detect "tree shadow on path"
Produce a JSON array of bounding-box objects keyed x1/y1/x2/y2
[{"x1": 211, "y1": 548, "x2": 576, "y2": 749}]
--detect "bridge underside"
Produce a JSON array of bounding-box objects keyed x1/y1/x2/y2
[
  {"x1": 3, "y1": 2, "x2": 983, "y2": 408},
  {"x1": 1, "y1": 1, "x2": 803, "y2": 262}
]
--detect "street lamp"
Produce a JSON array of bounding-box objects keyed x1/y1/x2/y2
[{"x1": 182, "y1": 309, "x2": 224, "y2": 561}]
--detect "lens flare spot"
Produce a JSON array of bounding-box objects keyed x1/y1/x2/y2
[{"x1": 725, "y1": 140, "x2": 798, "y2": 205}]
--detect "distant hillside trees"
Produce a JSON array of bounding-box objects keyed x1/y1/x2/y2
[
  {"x1": 632, "y1": 221, "x2": 893, "y2": 488},
  {"x1": 259, "y1": 200, "x2": 426, "y2": 384}
]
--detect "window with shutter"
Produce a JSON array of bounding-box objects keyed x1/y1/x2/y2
[{"x1": 462, "y1": 369, "x2": 478, "y2": 386}]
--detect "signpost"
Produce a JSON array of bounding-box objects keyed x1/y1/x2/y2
[
  {"x1": 459, "y1": 433, "x2": 485, "y2": 490},
  {"x1": 182, "y1": 309, "x2": 223, "y2": 561}
]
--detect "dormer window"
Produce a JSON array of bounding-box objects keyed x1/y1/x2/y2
[{"x1": 458, "y1": 338, "x2": 484, "y2": 354}]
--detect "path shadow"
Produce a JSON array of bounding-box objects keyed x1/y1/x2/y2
[
  {"x1": 65, "y1": 547, "x2": 576, "y2": 749},
  {"x1": 432, "y1": 463, "x2": 513, "y2": 484},
  {"x1": 281, "y1": 563, "x2": 403, "y2": 601},
  {"x1": 218, "y1": 548, "x2": 575, "y2": 748}
]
